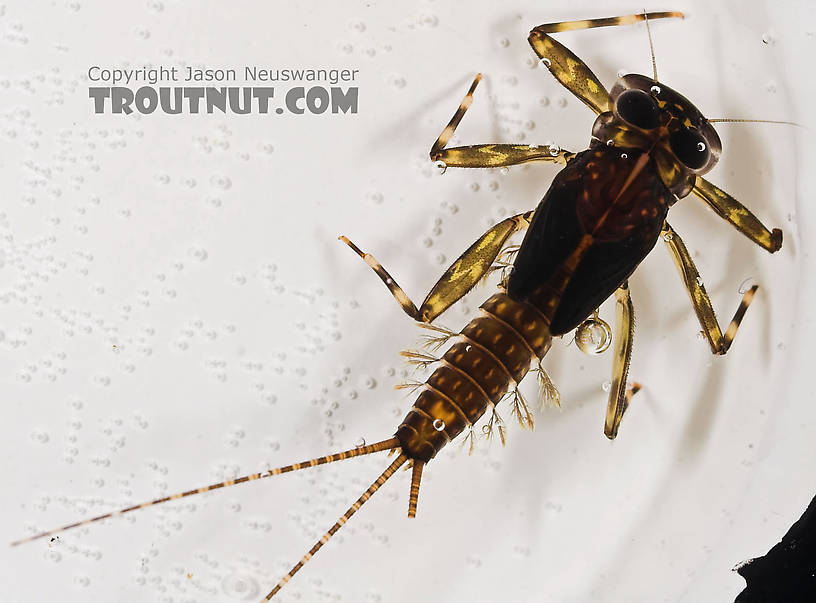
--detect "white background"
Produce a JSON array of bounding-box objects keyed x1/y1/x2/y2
[{"x1": 1, "y1": 1, "x2": 814, "y2": 602}]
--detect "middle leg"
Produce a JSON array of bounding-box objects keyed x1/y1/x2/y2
[
  {"x1": 604, "y1": 282, "x2": 641, "y2": 439},
  {"x1": 662, "y1": 222, "x2": 759, "y2": 355}
]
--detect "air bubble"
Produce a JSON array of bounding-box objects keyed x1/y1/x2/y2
[
  {"x1": 575, "y1": 316, "x2": 612, "y2": 355},
  {"x1": 210, "y1": 174, "x2": 232, "y2": 190},
  {"x1": 220, "y1": 573, "x2": 260, "y2": 600},
  {"x1": 188, "y1": 247, "x2": 208, "y2": 262},
  {"x1": 697, "y1": 142, "x2": 706, "y2": 152},
  {"x1": 540, "y1": 58, "x2": 551, "y2": 68},
  {"x1": 499, "y1": 167, "x2": 510, "y2": 175},
  {"x1": 662, "y1": 231, "x2": 673, "y2": 241},
  {"x1": 419, "y1": 14, "x2": 438, "y2": 28},
  {"x1": 433, "y1": 418, "x2": 446, "y2": 431},
  {"x1": 738, "y1": 277, "x2": 757, "y2": 294},
  {"x1": 650, "y1": 85, "x2": 661, "y2": 96}
]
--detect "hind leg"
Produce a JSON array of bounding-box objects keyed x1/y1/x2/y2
[{"x1": 340, "y1": 210, "x2": 532, "y2": 323}]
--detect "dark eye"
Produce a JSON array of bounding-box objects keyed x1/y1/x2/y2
[
  {"x1": 669, "y1": 127, "x2": 710, "y2": 169},
  {"x1": 615, "y1": 89, "x2": 660, "y2": 129}
]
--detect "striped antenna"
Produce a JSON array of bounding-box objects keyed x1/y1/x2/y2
[
  {"x1": 264, "y1": 453, "x2": 408, "y2": 599},
  {"x1": 11, "y1": 437, "x2": 400, "y2": 547}
]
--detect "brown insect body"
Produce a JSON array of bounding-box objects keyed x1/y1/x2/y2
[
  {"x1": 400, "y1": 136, "x2": 683, "y2": 460},
  {"x1": 13, "y1": 12, "x2": 785, "y2": 602},
  {"x1": 396, "y1": 291, "x2": 552, "y2": 462},
  {"x1": 508, "y1": 146, "x2": 672, "y2": 334}
]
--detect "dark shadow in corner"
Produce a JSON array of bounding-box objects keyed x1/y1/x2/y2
[{"x1": 735, "y1": 493, "x2": 816, "y2": 602}]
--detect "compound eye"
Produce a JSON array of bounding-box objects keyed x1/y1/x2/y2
[
  {"x1": 615, "y1": 89, "x2": 660, "y2": 129},
  {"x1": 669, "y1": 127, "x2": 710, "y2": 169}
]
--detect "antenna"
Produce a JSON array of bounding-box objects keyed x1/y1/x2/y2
[
  {"x1": 644, "y1": 11, "x2": 659, "y2": 81},
  {"x1": 708, "y1": 118, "x2": 799, "y2": 126}
]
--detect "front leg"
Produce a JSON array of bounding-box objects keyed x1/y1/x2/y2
[
  {"x1": 692, "y1": 176, "x2": 783, "y2": 253},
  {"x1": 528, "y1": 12, "x2": 683, "y2": 115},
  {"x1": 430, "y1": 74, "x2": 574, "y2": 168}
]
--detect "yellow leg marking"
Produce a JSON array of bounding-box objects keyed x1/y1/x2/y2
[{"x1": 662, "y1": 223, "x2": 760, "y2": 355}]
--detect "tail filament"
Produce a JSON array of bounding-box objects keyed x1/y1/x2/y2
[
  {"x1": 264, "y1": 453, "x2": 408, "y2": 600},
  {"x1": 11, "y1": 437, "x2": 400, "y2": 547},
  {"x1": 408, "y1": 461, "x2": 424, "y2": 518}
]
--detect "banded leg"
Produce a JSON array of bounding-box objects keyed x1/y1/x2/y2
[
  {"x1": 604, "y1": 282, "x2": 641, "y2": 440},
  {"x1": 662, "y1": 222, "x2": 759, "y2": 355},
  {"x1": 693, "y1": 176, "x2": 783, "y2": 253},
  {"x1": 528, "y1": 12, "x2": 684, "y2": 115},
  {"x1": 340, "y1": 211, "x2": 533, "y2": 323},
  {"x1": 430, "y1": 74, "x2": 574, "y2": 167}
]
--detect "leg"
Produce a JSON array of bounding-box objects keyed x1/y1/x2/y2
[
  {"x1": 693, "y1": 176, "x2": 783, "y2": 253},
  {"x1": 340, "y1": 210, "x2": 533, "y2": 323},
  {"x1": 430, "y1": 74, "x2": 574, "y2": 167},
  {"x1": 604, "y1": 282, "x2": 641, "y2": 439},
  {"x1": 662, "y1": 222, "x2": 759, "y2": 355},
  {"x1": 528, "y1": 12, "x2": 683, "y2": 115}
]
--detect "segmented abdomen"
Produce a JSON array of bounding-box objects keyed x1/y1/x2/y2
[{"x1": 396, "y1": 291, "x2": 552, "y2": 461}]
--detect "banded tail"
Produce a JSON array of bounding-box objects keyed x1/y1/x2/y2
[
  {"x1": 263, "y1": 453, "x2": 409, "y2": 600},
  {"x1": 10, "y1": 437, "x2": 400, "y2": 547}
]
